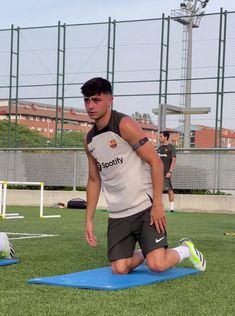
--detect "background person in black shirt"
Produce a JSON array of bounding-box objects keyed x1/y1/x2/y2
[{"x1": 158, "y1": 131, "x2": 176, "y2": 212}]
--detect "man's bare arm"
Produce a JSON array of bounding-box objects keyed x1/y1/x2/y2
[
  {"x1": 119, "y1": 117, "x2": 166, "y2": 233},
  {"x1": 84, "y1": 141, "x2": 101, "y2": 246}
]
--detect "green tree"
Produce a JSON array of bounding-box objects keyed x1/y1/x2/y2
[
  {"x1": 0, "y1": 120, "x2": 86, "y2": 148},
  {"x1": 132, "y1": 112, "x2": 142, "y2": 120},
  {"x1": 60, "y1": 130, "x2": 85, "y2": 147},
  {"x1": 0, "y1": 120, "x2": 49, "y2": 148},
  {"x1": 132, "y1": 112, "x2": 153, "y2": 123},
  {"x1": 142, "y1": 113, "x2": 152, "y2": 123}
]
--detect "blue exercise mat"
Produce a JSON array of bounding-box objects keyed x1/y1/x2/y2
[
  {"x1": 27, "y1": 264, "x2": 201, "y2": 291},
  {"x1": 0, "y1": 259, "x2": 18, "y2": 266}
]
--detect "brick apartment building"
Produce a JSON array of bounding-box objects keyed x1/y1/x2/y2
[
  {"x1": 1, "y1": 101, "x2": 234, "y2": 148},
  {"x1": 178, "y1": 124, "x2": 235, "y2": 148},
  {"x1": 0, "y1": 100, "x2": 93, "y2": 138},
  {"x1": 194, "y1": 125, "x2": 235, "y2": 148},
  {"x1": 0, "y1": 101, "x2": 160, "y2": 144}
]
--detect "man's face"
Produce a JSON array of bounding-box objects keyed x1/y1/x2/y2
[
  {"x1": 159, "y1": 133, "x2": 167, "y2": 144},
  {"x1": 84, "y1": 93, "x2": 113, "y2": 120}
]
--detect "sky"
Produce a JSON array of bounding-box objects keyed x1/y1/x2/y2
[
  {"x1": 0, "y1": 1, "x2": 235, "y2": 130},
  {"x1": 0, "y1": 0, "x2": 235, "y2": 29}
]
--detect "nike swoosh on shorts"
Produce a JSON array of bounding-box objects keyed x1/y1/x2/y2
[{"x1": 155, "y1": 237, "x2": 165, "y2": 243}]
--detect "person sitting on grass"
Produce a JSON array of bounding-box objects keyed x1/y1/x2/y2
[{"x1": 82, "y1": 77, "x2": 206, "y2": 274}]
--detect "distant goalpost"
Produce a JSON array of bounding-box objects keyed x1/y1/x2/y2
[{"x1": 0, "y1": 181, "x2": 61, "y2": 219}]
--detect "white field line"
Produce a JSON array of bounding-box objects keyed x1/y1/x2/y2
[
  {"x1": 5, "y1": 232, "x2": 58, "y2": 240},
  {"x1": 9, "y1": 235, "x2": 59, "y2": 240}
]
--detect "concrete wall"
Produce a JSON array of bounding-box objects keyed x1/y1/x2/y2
[
  {"x1": 2, "y1": 190, "x2": 235, "y2": 214},
  {"x1": 163, "y1": 194, "x2": 235, "y2": 214}
]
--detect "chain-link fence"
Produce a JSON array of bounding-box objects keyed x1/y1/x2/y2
[
  {"x1": 0, "y1": 148, "x2": 234, "y2": 191},
  {"x1": 0, "y1": 10, "x2": 235, "y2": 147}
]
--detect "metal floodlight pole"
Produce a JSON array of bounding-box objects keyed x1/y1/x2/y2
[
  {"x1": 184, "y1": 18, "x2": 193, "y2": 148},
  {"x1": 171, "y1": 0, "x2": 210, "y2": 148}
]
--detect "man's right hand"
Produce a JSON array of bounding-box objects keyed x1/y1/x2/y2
[{"x1": 85, "y1": 221, "x2": 97, "y2": 247}]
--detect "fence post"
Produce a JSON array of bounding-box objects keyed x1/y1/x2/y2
[{"x1": 73, "y1": 151, "x2": 77, "y2": 191}]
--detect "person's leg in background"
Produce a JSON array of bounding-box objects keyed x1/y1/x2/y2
[{"x1": 168, "y1": 189, "x2": 175, "y2": 212}]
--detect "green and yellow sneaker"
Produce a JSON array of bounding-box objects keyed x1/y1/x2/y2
[{"x1": 180, "y1": 238, "x2": 206, "y2": 271}]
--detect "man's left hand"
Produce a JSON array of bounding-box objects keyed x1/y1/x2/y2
[{"x1": 150, "y1": 203, "x2": 167, "y2": 234}]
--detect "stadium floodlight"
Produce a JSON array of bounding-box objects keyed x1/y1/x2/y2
[
  {"x1": 201, "y1": 0, "x2": 210, "y2": 9},
  {"x1": 171, "y1": 0, "x2": 210, "y2": 148},
  {"x1": 171, "y1": 0, "x2": 210, "y2": 28}
]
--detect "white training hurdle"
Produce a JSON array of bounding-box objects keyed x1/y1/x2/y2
[
  {"x1": 0, "y1": 181, "x2": 24, "y2": 219},
  {"x1": 0, "y1": 181, "x2": 61, "y2": 219}
]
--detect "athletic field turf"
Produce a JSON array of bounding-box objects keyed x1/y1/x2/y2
[{"x1": 0, "y1": 206, "x2": 234, "y2": 316}]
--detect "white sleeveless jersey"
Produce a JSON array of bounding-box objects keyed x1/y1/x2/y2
[{"x1": 87, "y1": 110, "x2": 153, "y2": 218}]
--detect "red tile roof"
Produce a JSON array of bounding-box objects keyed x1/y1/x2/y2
[{"x1": 0, "y1": 104, "x2": 93, "y2": 123}]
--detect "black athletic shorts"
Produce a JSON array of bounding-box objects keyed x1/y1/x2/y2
[
  {"x1": 163, "y1": 177, "x2": 173, "y2": 192},
  {"x1": 107, "y1": 207, "x2": 168, "y2": 262}
]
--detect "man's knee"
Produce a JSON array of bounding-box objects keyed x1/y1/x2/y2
[
  {"x1": 147, "y1": 260, "x2": 166, "y2": 273},
  {"x1": 111, "y1": 261, "x2": 130, "y2": 274},
  {"x1": 146, "y1": 249, "x2": 168, "y2": 272}
]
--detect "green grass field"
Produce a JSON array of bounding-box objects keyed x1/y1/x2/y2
[{"x1": 0, "y1": 206, "x2": 234, "y2": 316}]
